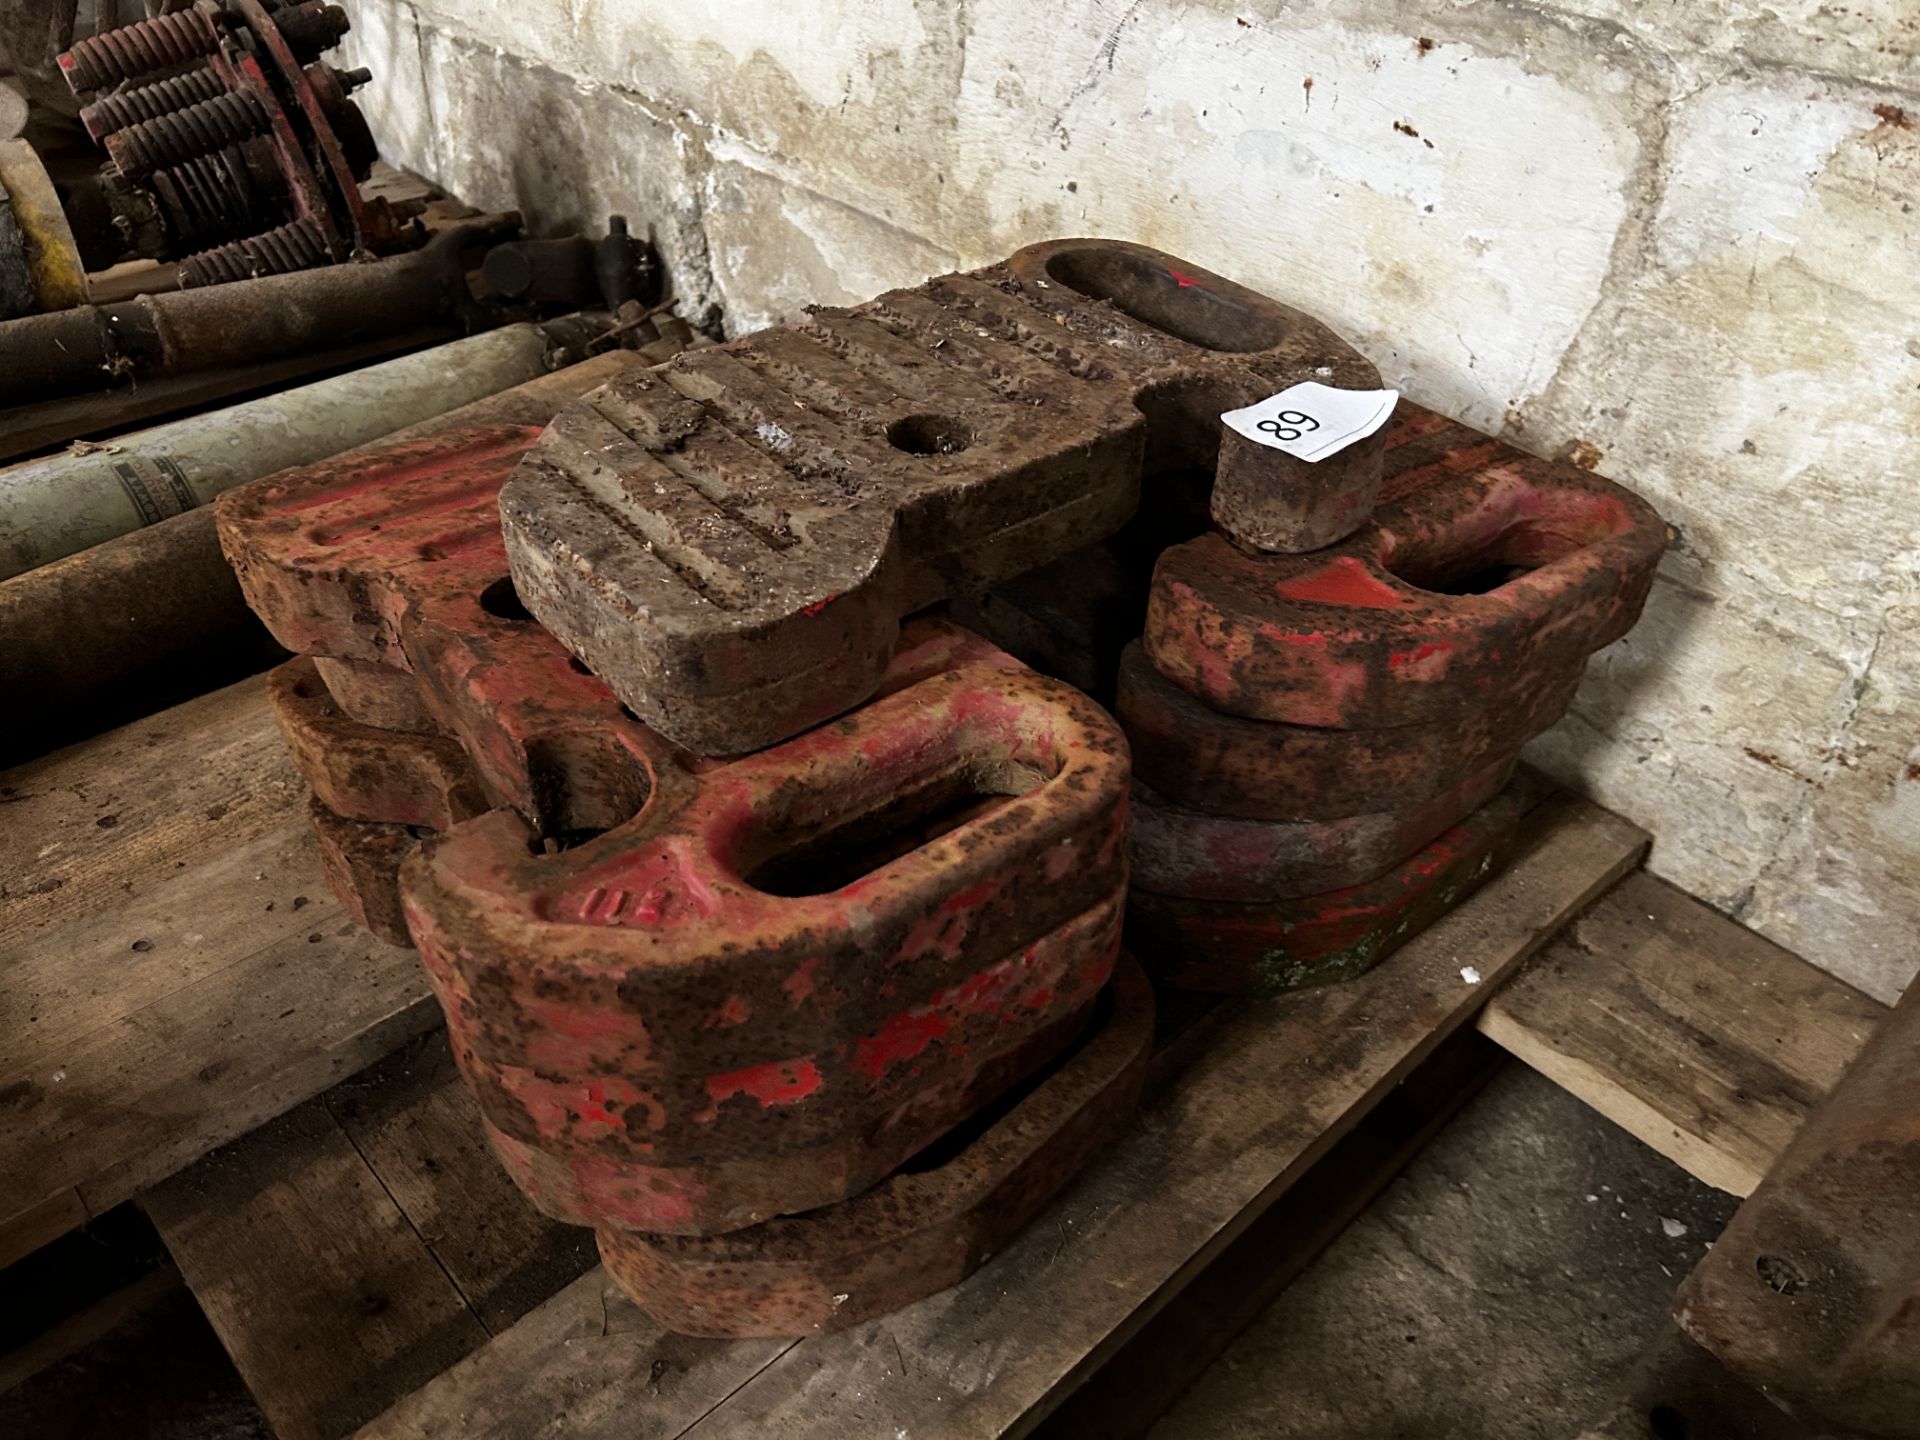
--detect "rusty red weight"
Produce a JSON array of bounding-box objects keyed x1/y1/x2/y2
[
  {"x1": 218, "y1": 354, "x2": 676, "y2": 835},
  {"x1": 1209, "y1": 407, "x2": 1386, "y2": 554},
  {"x1": 400, "y1": 640, "x2": 1132, "y2": 1236},
  {"x1": 1129, "y1": 752, "x2": 1516, "y2": 902},
  {"x1": 1126, "y1": 777, "x2": 1543, "y2": 994},
  {"x1": 1116, "y1": 639, "x2": 1583, "y2": 822},
  {"x1": 1144, "y1": 406, "x2": 1669, "y2": 728},
  {"x1": 311, "y1": 654, "x2": 450, "y2": 735},
  {"x1": 595, "y1": 956, "x2": 1154, "y2": 1336},
  {"x1": 217, "y1": 350, "x2": 643, "y2": 666},
  {"x1": 308, "y1": 796, "x2": 417, "y2": 948},
  {"x1": 500, "y1": 237, "x2": 1383, "y2": 756},
  {"x1": 267, "y1": 655, "x2": 486, "y2": 831}
]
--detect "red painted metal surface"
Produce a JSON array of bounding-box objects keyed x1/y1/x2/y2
[
  {"x1": 1129, "y1": 752, "x2": 1516, "y2": 902},
  {"x1": 401, "y1": 643, "x2": 1131, "y2": 1236},
  {"x1": 1116, "y1": 638, "x2": 1582, "y2": 822},
  {"x1": 595, "y1": 955, "x2": 1153, "y2": 1336},
  {"x1": 1125, "y1": 776, "x2": 1544, "y2": 994},
  {"x1": 500, "y1": 238, "x2": 1383, "y2": 755},
  {"x1": 1144, "y1": 406, "x2": 1669, "y2": 728},
  {"x1": 308, "y1": 795, "x2": 416, "y2": 948},
  {"x1": 220, "y1": 355, "x2": 1133, "y2": 1236},
  {"x1": 267, "y1": 654, "x2": 485, "y2": 830}
]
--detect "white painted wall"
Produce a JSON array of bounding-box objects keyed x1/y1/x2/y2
[{"x1": 342, "y1": 0, "x2": 1920, "y2": 999}]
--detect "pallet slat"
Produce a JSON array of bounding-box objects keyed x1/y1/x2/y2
[
  {"x1": 145, "y1": 1035, "x2": 598, "y2": 1440},
  {"x1": 1476, "y1": 869, "x2": 1884, "y2": 1196},
  {"x1": 357, "y1": 793, "x2": 1645, "y2": 1440},
  {"x1": 144, "y1": 1102, "x2": 491, "y2": 1440},
  {"x1": 0, "y1": 677, "x2": 438, "y2": 1268},
  {"x1": 326, "y1": 1038, "x2": 600, "y2": 1334}
]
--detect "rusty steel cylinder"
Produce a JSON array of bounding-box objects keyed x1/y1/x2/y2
[{"x1": 0, "y1": 321, "x2": 559, "y2": 581}]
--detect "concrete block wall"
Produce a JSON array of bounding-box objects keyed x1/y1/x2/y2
[{"x1": 341, "y1": 0, "x2": 1920, "y2": 1000}]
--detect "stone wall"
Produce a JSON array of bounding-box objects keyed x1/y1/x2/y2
[{"x1": 340, "y1": 0, "x2": 1920, "y2": 1000}]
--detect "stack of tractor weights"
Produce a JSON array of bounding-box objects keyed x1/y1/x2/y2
[{"x1": 214, "y1": 239, "x2": 1668, "y2": 1337}]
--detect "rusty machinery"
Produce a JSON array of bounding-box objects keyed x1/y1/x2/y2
[
  {"x1": 213, "y1": 237, "x2": 1670, "y2": 1335},
  {"x1": 50, "y1": 0, "x2": 402, "y2": 286}
]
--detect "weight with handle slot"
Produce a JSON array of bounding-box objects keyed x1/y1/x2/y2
[
  {"x1": 1128, "y1": 751, "x2": 1518, "y2": 902},
  {"x1": 1115, "y1": 638, "x2": 1584, "y2": 821},
  {"x1": 308, "y1": 796, "x2": 420, "y2": 948},
  {"x1": 400, "y1": 641, "x2": 1130, "y2": 1236},
  {"x1": 1146, "y1": 405, "x2": 1670, "y2": 729},
  {"x1": 219, "y1": 357, "x2": 1132, "y2": 1238},
  {"x1": 498, "y1": 237, "x2": 1381, "y2": 755},
  {"x1": 1125, "y1": 775, "x2": 1544, "y2": 994},
  {"x1": 267, "y1": 655, "x2": 487, "y2": 831},
  {"x1": 594, "y1": 955, "x2": 1154, "y2": 1335}
]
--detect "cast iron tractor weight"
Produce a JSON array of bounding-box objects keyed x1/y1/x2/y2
[
  {"x1": 57, "y1": 0, "x2": 406, "y2": 285},
  {"x1": 499, "y1": 237, "x2": 1388, "y2": 756},
  {"x1": 215, "y1": 343, "x2": 1145, "y2": 1336}
]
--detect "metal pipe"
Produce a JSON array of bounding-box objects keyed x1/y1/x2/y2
[
  {"x1": 0, "y1": 506, "x2": 283, "y2": 766},
  {"x1": 0, "y1": 319, "x2": 573, "y2": 579},
  {"x1": 0, "y1": 222, "x2": 500, "y2": 409},
  {"x1": 0, "y1": 331, "x2": 633, "y2": 762}
]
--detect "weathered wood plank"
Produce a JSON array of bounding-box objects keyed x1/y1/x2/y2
[
  {"x1": 3, "y1": 824, "x2": 345, "y2": 1076},
  {"x1": 1031, "y1": 1027, "x2": 1509, "y2": 1440},
  {"x1": 357, "y1": 1269, "x2": 794, "y2": 1440},
  {"x1": 357, "y1": 793, "x2": 1644, "y2": 1440},
  {"x1": 0, "y1": 680, "x2": 441, "y2": 1268},
  {"x1": 0, "y1": 675, "x2": 299, "y2": 944},
  {"x1": 142, "y1": 1032, "x2": 596, "y2": 1439},
  {"x1": 0, "y1": 1189, "x2": 89, "y2": 1274},
  {"x1": 1476, "y1": 869, "x2": 1883, "y2": 1196},
  {"x1": 327, "y1": 1036, "x2": 599, "y2": 1334},
  {"x1": 145, "y1": 1102, "x2": 491, "y2": 1440},
  {"x1": 0, "y1": 822, "x2": 437, "y2": 1263}
]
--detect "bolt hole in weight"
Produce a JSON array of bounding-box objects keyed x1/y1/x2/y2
[
  {"x1": 1755, "y1": 1253, "x2": 1807, "y2": 1296},
  {"x1": 478, "y1": 576, "x2": 535, "y2": 622},
  {"x1": 886, "y1": 412, "x2": 972, "y2": 455}
]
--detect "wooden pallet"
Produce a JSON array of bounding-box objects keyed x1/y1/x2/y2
[
  {"x1": 7, "y1": 670, "x2": 1884, "y2": 1439},
  {"x1": 0, "y1": 676, "x2": 440, "y2": 1269},
  {"x1": 133, "y1": 793, "x2": 1643, "y2": 1440},
  {"x1": 1476, "y1": 868, "x2": 1883, "y2": 1196}
]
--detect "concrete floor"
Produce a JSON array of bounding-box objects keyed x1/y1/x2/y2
[{"x1": 1149, "y1": 1062, "x2": 1740, "y2": 1440}]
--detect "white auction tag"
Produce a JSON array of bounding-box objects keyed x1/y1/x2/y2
[{"x1": 1221, "y1": 382, "x2": 1400, "y2": 463}]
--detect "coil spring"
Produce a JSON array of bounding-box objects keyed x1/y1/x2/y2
[
  {"x1": 78, "y1": 66, "x2": 226, "y2": 142},
  {"x1": 150, "y1": 144, "x2": 264, "y2": 245},
  {"x1": 107, "y1": 89, "x2": 270, "y2": 179},
  {"x1": 178, "y1": 217, "x2": 329, "y2": 287},
  {"x1": 60, "y1": 8, "x2": 223, "y2": 96}
]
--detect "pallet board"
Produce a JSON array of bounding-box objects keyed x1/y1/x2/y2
[
  {"x1": 355, "y1": 793, "x2": 1645, "y2": 1440},
  {"x1": 0, "y1": 676, "x2": 439, "y2": 1268},
  {"x1": 1475, "y1": 869, "x2": 1884, "y2": 1196},
  {"x1": 144, "y1": 1034, "x2": 598, "y2": 1440}
]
